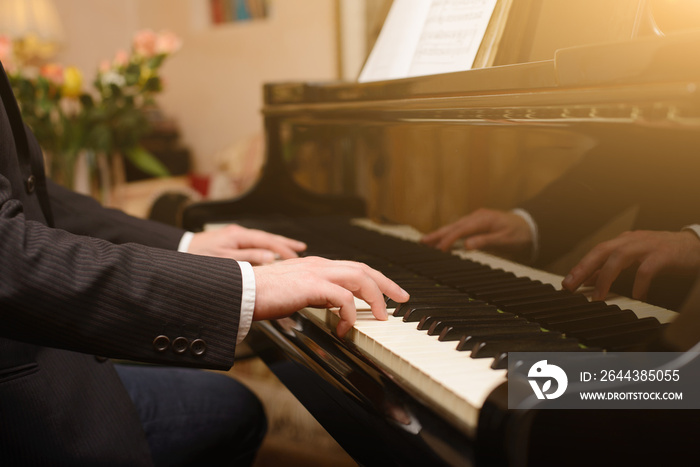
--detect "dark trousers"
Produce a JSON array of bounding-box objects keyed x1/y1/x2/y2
[{"x1": 115, "y1": 364, "x2": 267, "y2": 466}]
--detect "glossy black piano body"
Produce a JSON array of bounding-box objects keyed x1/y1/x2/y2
[{"x1": 182, "y1": 32, "x2": 700, "y2": 466}]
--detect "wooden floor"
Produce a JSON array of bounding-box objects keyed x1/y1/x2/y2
[
  {"x1": 253, "y1": 438, "x2": 356, "y2": 467},
  {"x1": 224, "y1": 357, "x2": 357, "y2": 467}
]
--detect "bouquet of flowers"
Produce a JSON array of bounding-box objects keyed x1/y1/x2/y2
[{"x1": 0, "y1": 29, "x2": 182, "y2": 189}]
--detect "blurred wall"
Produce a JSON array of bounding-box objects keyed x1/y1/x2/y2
[{"x1": 52, "y1": 0, "x2": 339, "y2": 173}]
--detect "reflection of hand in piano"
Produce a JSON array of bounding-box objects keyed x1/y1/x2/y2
[
  {"x1": 420, "y1": 208, "x2": 534, "y2": 264},
  {"x1": 252, "y1": 256, "x2": 410, "y2": 337},
  {"x1": 562, "y1": 229, "x2": 700, "y2": 302}
]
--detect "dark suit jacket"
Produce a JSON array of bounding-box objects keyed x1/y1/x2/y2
[
  {"x1": 519, "y1": 131, "x2": 700, "y2": 309},
  {"x1": 0, "y1": 63, "x2": 243, "y2": 464}
]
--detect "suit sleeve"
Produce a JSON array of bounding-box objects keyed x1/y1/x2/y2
[
  {"x1": 47, "y1": 179, "x2": 185, "y2": 249},
  {"x1": 0, "y1": 173, "x2": 242, "y2": 370}
]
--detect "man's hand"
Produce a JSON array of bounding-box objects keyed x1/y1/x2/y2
[
  {"x1": 253, "y1": 257, "x2": 410, "y2": 337},
  {"x1": 562, "y1": 230, "x2": 700, "y2": 301},
  {"x1": 421, "y1": 208, "x2": 533, "y2": 260},
  {"x1": 188, "y1": 224, "x2": 306, "y2": 265}
]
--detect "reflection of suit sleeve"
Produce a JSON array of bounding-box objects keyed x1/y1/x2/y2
[
  {"x1": 518, "y1": 133, "x2": 700, "y2": 267},
  {"x1": 518, "y1": 143, "x2": 636, "y2": 266},
  {"x1": 47, "y1": 179, "x2": 185, "y2": 249}
]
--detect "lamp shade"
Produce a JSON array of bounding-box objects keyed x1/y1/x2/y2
[{"x1": 0, "y1": 0, "x2": 64, "y2": 61}]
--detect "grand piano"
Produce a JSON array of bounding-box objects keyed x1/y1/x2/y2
[{"x1": 181, "y1": 3, "x2": 700, "y2": 466}]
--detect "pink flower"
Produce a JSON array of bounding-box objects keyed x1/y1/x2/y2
[
  {"x1": 132, "y1": 29, "x2": 158, "y2": 58},
  {"x1": 156, "y1": 31, "x2": 182, "y2": 55},
  {"x1": 99, "y1": 59, "x2": 111, "y2": 73},
  {"x1": 0, "y1": 35, "x2": 13, "y2": 61},
  {"x1": 113, "y1": 49, "x2": 129, "y2": 67},
  {"x1": 0, "y1": 35, "x2": 16, "y2": 72},
  {"x1": 40, "y1": 63, "x2": 65, "y2": 85}
]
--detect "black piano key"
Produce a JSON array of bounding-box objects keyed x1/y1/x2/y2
[
  {"x1": 540, "y1": 311, "x2": 639, "y2": 334},
  {"x1": 423, "y1": 261, "x2": 493, "y2": 273},
  {"x1": 394, "y1": 285, "x2": 464, "y2": 295},
  {"x1": 401, "y1": 255, "x2": 477, "y2": 271},
  {"x1": 582, "y1": 325, "x2": 667, "y2": 351},
  {"x1": 472, "y1": 277, "x2": 542, "y2": 293},
  {"x1": 513, "y1": 301, "x2": 604, "y2": 319},
  {"x1": 380, "y1": 270, "x2": 424, "y2": 280},
  {"x1": 490, "y1": 345, "x2": 599, "y2": 370},
  {"x1": 492, "y1": 289, "x2": 576, "y2": 307},
  {"x1": 393, "y1": 297, "x2": 478, "y2": 317},
  {"x1": 491, "y1": 353, "x2": 511, "y2": 370},
  {"x1": 447, "y1": 276, "x2": 528, "y2": 294},
  {"x1": 394, "y1": 280, "x2": 447, "y2": 290},
  {"x1": 403, "y1": 304, "x2": 496, "y2": 323},
  {"x1": 472, "y1": 283, "x2": 557, "y2": 302},
  {"x1": 455, "y1": 328, "x2": 552, "y2": 351},
  {"x1": 535, "y1": 305, "x2": 632, "y2": 323},
  {"x1": 573, "y1": 317, "x2": 661, "y2": 341},
  {"x1": 447, "y1": 269, "x2": 517, "y2": 287},
  {"x1": 397, "y1": 283, "x2": 461, "y2": 293},
  {"x1": 457, "y1": 277, "x2": 541, "y2": 296},
  {"x1": 491, "y1": 353, "x2": 515, "y2": 370},
  {"x1": 438, "y1": 265, "x2": 509, "y2": 278},
  {"x1": 426, "y1": 314, "x2": 524, "y2": 334},
  {"x1": 442, "y1": 321, "x2": 543, "y2": 342},
  {"x1": 435, "y1": 273, "x2": 516, "y2": 288},
  {"x1": 417, "y1": 309, "x2": 515, "y2": 330},
  {"x1": 393, "y1": 292, "x2": 473, "y2": 302},
  {"x1": 415, "y1": 259, "x2": 487, "y2": 276},
  {"x1": 443, "y1": 267, "x2": 515, "y2": 281},
  {"x1": 572, "y1": 318, "x2": 663, "y2": 349},
  {"x1": 466, "y1": 277, "x2": 543, "y2": 298},
  {"x1": 523, "y1": 301, "x2": 612, "y2": 321},
  {"x1": 469, "y1": 336, "x2": 581, "y2": 358},
  {"x1": 500, "y1": 293, "x2": 589, "y2": 314}
]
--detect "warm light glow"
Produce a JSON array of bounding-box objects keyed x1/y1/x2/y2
[
  {"x1": 0, "y1": 0, "x2": 64, "y2": 62},
  {"x1": 651, "y1": 0, "x2": 700, "y2": 34}
]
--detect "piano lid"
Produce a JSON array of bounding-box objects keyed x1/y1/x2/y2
[{"x1": 264, "y1": 30, "x2": 700, "y2": 106}]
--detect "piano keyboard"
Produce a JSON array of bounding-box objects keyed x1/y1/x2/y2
[{"x1": 209, "y1": 216, "x2": 679, "y2": 436}]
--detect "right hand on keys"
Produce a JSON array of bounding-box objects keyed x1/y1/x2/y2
[
  {"x1": 421, "y1": 208, "x2": 533, "y2": 261},
  {"x1": 253, "y1": 256, "x2": 410, "y2": 337}
]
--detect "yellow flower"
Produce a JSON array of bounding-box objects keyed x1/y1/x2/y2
[{"x1": 62, "y1": 66, "x2": 83, "y2": 97}]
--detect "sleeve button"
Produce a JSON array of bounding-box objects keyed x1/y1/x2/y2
[
  {"x1": 153, "y1": 335, "x2": 170, "y2": 352},
  {"x1": 172, "y1": 337, "x2": 189, "y2": 354},
  {"x1": 25, "y1": 175, "x2": 36, "y2": 194},
  {"x1": 190, "y1": 339, "x2": 207, "y2": 356}
]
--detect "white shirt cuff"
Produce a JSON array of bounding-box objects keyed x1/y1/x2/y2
[
  {"x1": 511, "y1": 208, "x2": 539, "y2": 264},
  {"x1": 682, "y1": 224, "x2": 700, "y2": 240},
  {"x1": 177, "y1": 231, "x2": 195, "y2": 252},
  {"x1": 178, "y1": 232, "x2": 255, "y2": 344},
  {"x1": 236, "y1": 261, "x2": 255, "y2": 344}
]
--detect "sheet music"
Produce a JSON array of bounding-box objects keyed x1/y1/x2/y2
[{"x1": 358, "y1": 0, "x2": 498, "y2": 83}]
